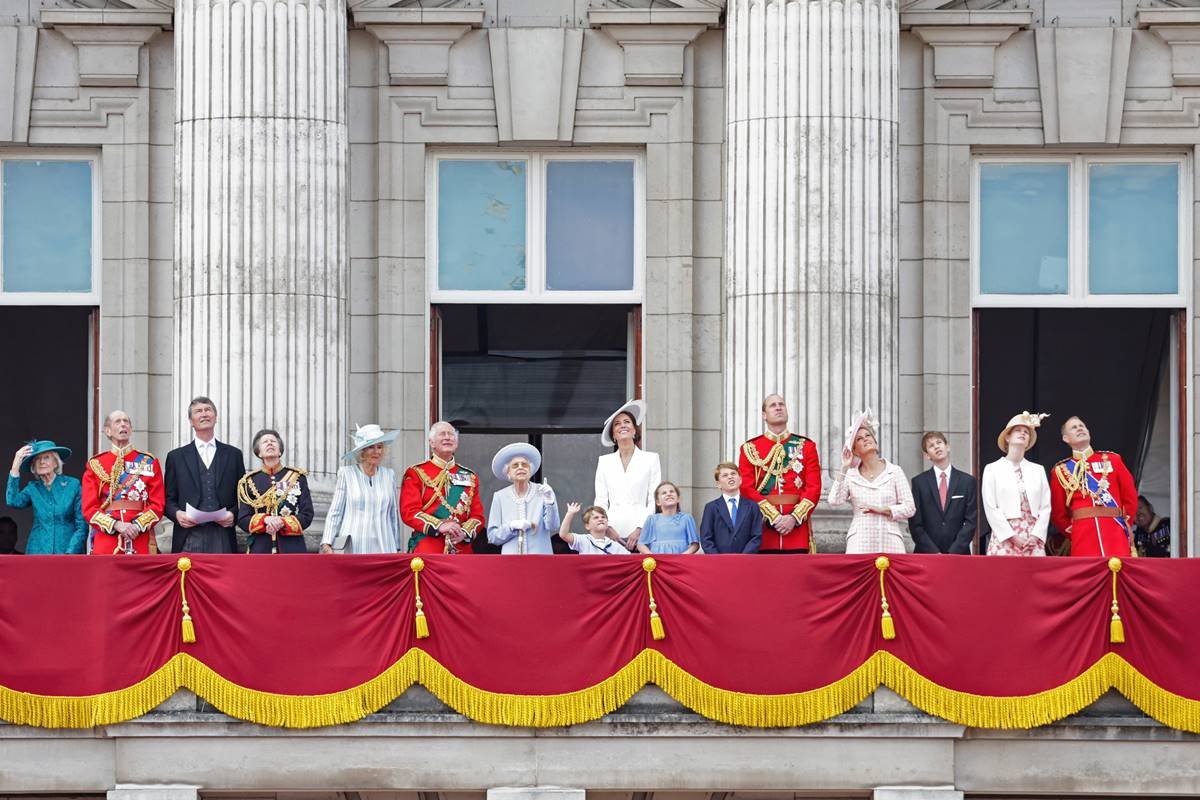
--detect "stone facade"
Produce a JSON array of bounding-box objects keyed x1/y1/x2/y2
[{"x1": 4, "y1": 0, "x2": 1200, "y2": 793}]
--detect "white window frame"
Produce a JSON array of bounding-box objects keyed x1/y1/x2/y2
[
  {"x1": 0, "y1": 150, "x2": 101, "y2": 306},
  {"x1": 427, "y1": 149, "x2": 645, "y2": 304},
  {"x1": 971, "y1": 153, "x2": 1191, "y2": 308}
]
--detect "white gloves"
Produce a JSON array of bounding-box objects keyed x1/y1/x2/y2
[{"x1": 510, "y1": 519, "x2": 531, "y2": 532}]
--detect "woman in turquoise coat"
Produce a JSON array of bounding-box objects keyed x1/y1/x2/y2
[{"x1": 6, "y1": 440, "x2": 87, "y2": 554}]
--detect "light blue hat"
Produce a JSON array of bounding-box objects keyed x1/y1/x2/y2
[{"x1": 492, "y1": 442, "x2": 541, "y2": 481}]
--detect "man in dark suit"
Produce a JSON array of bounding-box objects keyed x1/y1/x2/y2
[
  {"x1": 164, "y1": 396, "x2": 246, "y2": 553},
  {"x1": 700, "y1": 462, "x2": 764, "y2": 554},
  {"x1": 909, "y1": 431, "x2": 977, "y2": 554}
]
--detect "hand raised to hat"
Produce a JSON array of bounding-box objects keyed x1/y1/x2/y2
[{"x1": 10, "y1": 444, "x2": 32, "y2": 476}]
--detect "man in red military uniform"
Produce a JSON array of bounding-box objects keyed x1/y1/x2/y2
[
  {"x1": 1050, "y1": 416, "x2": 1136, "y2": 558},
  {"x1": 81, "y1": 410, "x2": 164, "y2": 555},
  {"x1": 400, "y1": 421, "x2": 484, "y2": 554},
  {"x1": 738, "y1": 394, "x2": 822, "y2": 553}
]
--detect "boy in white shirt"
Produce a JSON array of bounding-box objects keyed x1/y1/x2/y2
[{"x1": 559, "y1": 502, "x2": 630, "y2": 555}]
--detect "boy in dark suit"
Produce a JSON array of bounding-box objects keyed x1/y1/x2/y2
[
  {"x1": 909, "y1": 431, "x2": 977, "y2": 554},
  {"x1": 700, "y1": 462, "x2": 763, "y2": 554}
]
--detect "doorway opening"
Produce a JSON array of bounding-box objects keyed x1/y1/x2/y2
[
  {"x1": 0, "y1": 306, "x2": 94, "y2": 552},
  {"x1": 430, "y1": 303, "x2": 641, "y2": 552},
  {"x1": 974, "y1": 308, "x2": 1184, "y2": 555}
]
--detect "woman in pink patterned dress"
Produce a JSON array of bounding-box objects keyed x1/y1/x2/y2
[
  {"x1": 981, "y1": 412, "x2": 1051, "y2": 557},
  {"x1": 828, "y1": 410, "x2": 916, "y2": 554}
]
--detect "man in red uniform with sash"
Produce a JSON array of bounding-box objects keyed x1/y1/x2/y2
[
  {"x1": 1050, "y1": 416, "x2": 1135, "y2": 557},
  {"x1": 738, "y1": 394, "x2": 822, "y2": 553},
  {"x1": 81, "y1": 410, "x2": 164, "y2": 554},
  {"x1": 400, "y1": 421, "x2": 484, "y2": 554}
]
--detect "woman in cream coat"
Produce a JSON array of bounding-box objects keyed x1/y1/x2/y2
[
  {"x1": 594, "y1": 399, "x2": 661, "y2": 549},
  {"x1": 981, "y1": 412, "x2": 1051, "y2": 557}
]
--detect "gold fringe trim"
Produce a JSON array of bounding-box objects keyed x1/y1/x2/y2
[{"x1": 5, "y1": 650, "x2": 1200, "y2": 732}]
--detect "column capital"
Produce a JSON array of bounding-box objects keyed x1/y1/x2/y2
[
  {"x1": 488, "y1": 789, "x2": 586, "y2": 800},
  {"x1": 873, "y1": 788, "x2": 963, "y2": 800},
  {"x1": 108, "y1": 786, "x2": 200, "y2": 800}
]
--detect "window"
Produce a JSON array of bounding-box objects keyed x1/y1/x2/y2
[
  {"x1": 0, "y1": 155, "x2": 98, "y2": 304},
  {"x1": 973, "y1": 155, "x2": 1189, "y2": 306},
  {"x1": 429, "y1": 152, "x2": 643, "y2": 303}
]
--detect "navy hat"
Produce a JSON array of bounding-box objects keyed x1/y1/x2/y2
[{"x1": 20, "y1": 440, "x2": 72, "y2": 475}]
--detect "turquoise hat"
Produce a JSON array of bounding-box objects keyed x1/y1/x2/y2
[{"x1": 20, "y1": 440, "x2": 72, "y2": 475}]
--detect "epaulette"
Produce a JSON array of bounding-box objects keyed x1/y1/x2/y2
[
  {"x1": 245, "y1": 468, "x2": 262, "y2": 477},
  {"x1": 288, "y1": 467, "x2": 307, "y2": 476}
]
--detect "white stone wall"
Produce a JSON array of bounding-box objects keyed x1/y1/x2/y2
[{"x1": 344, "y1": 12, "x2": 725, "y2": 505}]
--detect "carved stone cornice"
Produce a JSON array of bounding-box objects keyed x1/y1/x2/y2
[
  {"x1": 43, "y1": 21, "x2": 163, "y2": 86},
  {"x1": 903, "y1": 9, "x2": 1033, "y2": 88},
  {"x1": 1140, "y1": 9, "x2": 1200, "y2": 87},
  {"x1": 364, "y1": 23, "x2": 479, "y2": 85}
]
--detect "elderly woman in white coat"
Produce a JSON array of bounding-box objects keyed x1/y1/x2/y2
[
  {"x1": 594, "y1": 399, "x2": 661, "y2": 549},
  {"x1": 487, "y1": 442, "x2": 560, "y2": 555},
  {"x1": 982, "y1": 412, "x2": 1051, "y2": 557},
  {"x1": 828, "y1": 409, "x2": 916, "y2": 554}
]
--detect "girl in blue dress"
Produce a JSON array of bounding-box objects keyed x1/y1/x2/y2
[{"x1": 636, "y1": 481, "x2": 700, "y2": 555}]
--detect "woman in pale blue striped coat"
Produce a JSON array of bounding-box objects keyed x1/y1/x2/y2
[{"x1": 319, "y1": 424, "x2": 402, "y2": 554}]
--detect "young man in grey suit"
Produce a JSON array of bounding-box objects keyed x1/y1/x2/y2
[
  {"x1": 909, "y1": 431, "x2": 978, "y2": 554},
  {"x1": 700, "y1": 462, "x2": 763, "y2": 554}
]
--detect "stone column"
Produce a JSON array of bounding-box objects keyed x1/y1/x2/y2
[
  {"x1": 174, "y1": 0, "x2": 349, "y2": 480},
  {"x1": 724, "y1": 0, "x2": 899, "y2": 477}
]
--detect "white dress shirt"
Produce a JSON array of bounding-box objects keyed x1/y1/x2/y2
[{"x1": 194, "y1": 437, "x2": 216, "y2": 469}]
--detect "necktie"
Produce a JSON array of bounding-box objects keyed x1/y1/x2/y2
[
  {"x1": 728, "y1": 497, "x2": 738, "y2": 525},
  {"x1": 938, "y1": 471, "x2": 948, "y2": 511}
]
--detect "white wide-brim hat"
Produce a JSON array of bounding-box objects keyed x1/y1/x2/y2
[
  {"x1": 998, "y1": 411, "x2": 1049, "y2": 454},
  {"x1": 600, "y1": 399, "x2": 646, "y2": 447},
  {"x1": 342, "y1": 423, "x2": 399, "y2": 461},
  {"x1": 492, "y1": 442, "x2": 542, "y2": 481},
  {"x1": 842, "y1": 408, "x2": 878, "y2": 469}
]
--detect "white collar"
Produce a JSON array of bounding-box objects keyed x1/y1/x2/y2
[
  {"x1": 193, "y1": 437, "x2": 216, "y2": 451},
  {"x1": 933, "y1": 464, "x2": 952, "y2": 482},
  {"x1": 722, "y1": 491, "x2": 741, "y2": 502}
]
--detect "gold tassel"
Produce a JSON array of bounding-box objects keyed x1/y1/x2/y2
[
  {"x1": 411, "y1": 557, "x2": 430, "y2": 639},
  {"x1": 177, "y1": 557, "x2": 196, "y2": 644},
  {"x1": 642, "y1": 557, "x2": 666, "y2": 641},
  {"x1": 876, "y1": 556, "x2": 896, "y2": 640},
  {"x1": 1109, "y1": 557, "x2": 1125, "y2": 644}
]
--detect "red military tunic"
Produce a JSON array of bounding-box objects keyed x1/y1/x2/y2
[
  {"x1": 81, "y1": 444, "x2": 164, "y2": 555},
  {"x1": 739, "y1": 431, "x2": 822, "y2": 551},
  {"x1": 1050, "y1": 448, "x2": 1136, "y2": 558},
  {"x1": 400, "y1": 456, "x2": 485, "y2": 554}
]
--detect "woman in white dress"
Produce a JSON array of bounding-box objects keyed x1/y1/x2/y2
[
  {"x1": 981, "y1": 412, "x2": 1051, "y2": 557},
  {"x1": 593, "y1": 399, "x2": 661, "y2": 550},
  {"x1": 828, "y1": 409, "x2": 915, "y2": 554},
  {"x1": 319, "y1": 424, "x2": 402, "y2": 554}
]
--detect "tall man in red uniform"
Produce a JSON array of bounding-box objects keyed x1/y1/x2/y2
[
  {"x1": 81, "y1": 410, "x2": 164, "y2": 555},
  {"x1": 738, "y1": 394, "x2": 822, "y2": 553},
  {"x1": 400, "y1": 421, "x2": 485, "y2": 554},
  {"x1": 1050, "y1": 416, "x2": 1136, "y2": 557}
]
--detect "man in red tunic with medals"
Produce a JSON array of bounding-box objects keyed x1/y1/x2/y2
[
  {"x1": 81, "y1": 410, "x2": 164, "y2": 555},
  {"x1": 400, "y1": 421, "x2": 485, "y2": 554},
  {"x1": 1050, "y1": 416, "x2": 1136, "y2": 558},
  {"x1": 738, "y1": 394, "x2": 823, "y2": 553}
]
